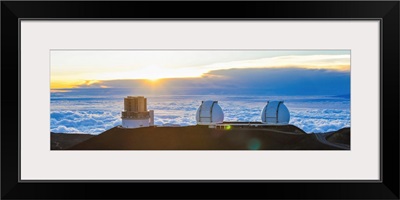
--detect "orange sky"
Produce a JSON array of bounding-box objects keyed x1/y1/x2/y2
[{"x1": 51, "y1": 50, "x2": 350, "y2": 89}]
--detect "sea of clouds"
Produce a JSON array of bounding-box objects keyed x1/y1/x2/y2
[{"x1": 51, "y1": 90, "x2": 350, "y2": 134}]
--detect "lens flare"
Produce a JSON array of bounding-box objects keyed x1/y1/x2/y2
[
  {"x1": 248, "y1": 138, "x2": 261, "y2": 150},
  {"x1": 224, "y1": 125, "x2": 232, "y2": 130}
]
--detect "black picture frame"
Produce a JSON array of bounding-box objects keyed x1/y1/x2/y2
[{"x1": 1, "y1": 1, "x2": 399, "y2": 199}]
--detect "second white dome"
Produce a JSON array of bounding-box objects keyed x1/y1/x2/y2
[{"x1": 196, "y1": 100, "x2": 224, "y2": 125}]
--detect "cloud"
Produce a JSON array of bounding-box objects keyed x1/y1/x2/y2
[
  {"x1": 73, "y1": 68, "x2": 350, "y2": 96},
  {"x1": 51, "y1": 125, "x2": 81, "y2": 133},
  {"x1": 289, "y1": 108, "x2": 350, "y2": 133},
  {"x1": 50, "y1": 110, "x2": 122, "y2": 134},
  {"x1": 203, "y1": 68, "x2": 350, "y2": 95},
  {"x1": 51, "y1": 51, "x2": 350, "y2": 86},
  {"x1": 198, "y1": 54, "x2": 350, "y2": 71},
  {"x1": 50, "y1": 95, "x2": 350, "y2": 134}
]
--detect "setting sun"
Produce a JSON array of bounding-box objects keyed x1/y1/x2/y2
[{"x1": 50, "y1": 50, "x2": 350, "y2": 89}]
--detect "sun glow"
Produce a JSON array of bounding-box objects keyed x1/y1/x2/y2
[
  {"x1": 147, "y1": 77, "x2": 159, "y2": 81},
  {"x1": 141, "y1": 65, "x2": 164, "y2": 81},
  {"x1": 50, "y1": 51, "x2": 351, "y2": 89}
]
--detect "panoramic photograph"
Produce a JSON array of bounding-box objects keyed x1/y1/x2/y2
[{"x1": 50, "y1": 50, "x2": 350, "y2": 150}]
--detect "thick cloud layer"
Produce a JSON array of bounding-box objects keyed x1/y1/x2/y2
[
  {"x1": 76, "y1": 68, "x2": 350, "y2": 96},
  {"x1": 51, "y1": 110, "x2": 121, "y2": 134},
  {"x1": 51, "y1": 94, "x2": 350, "y2": 134}
]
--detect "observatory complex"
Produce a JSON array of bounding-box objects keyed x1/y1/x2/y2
[
  {"x1": 121, "y1": 96, "x2": 290, "y2": 129},
  {"x1": 194, "y1": 100, "x2": 290, "y2": 125},
  {"x1": 121, "y1": 96, "x2": 154, "y2": 128},
  {"x1": 58, "y1": 96, "x2": 350, "y2": 150},
  {"x1": 194, "y1": 100, "x2": 290, "y2": 129}
]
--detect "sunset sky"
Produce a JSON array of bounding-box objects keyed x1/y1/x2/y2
[{"x1": 50, "y1": 50, "x2": 350, "y2": 89}]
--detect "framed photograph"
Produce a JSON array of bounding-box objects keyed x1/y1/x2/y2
[
  {"x1": 2, "y1": 1, "x2": 399, "y2": 199},
  {"x1": 49, "y1": 49, "x2": 351, "y2": 151}
]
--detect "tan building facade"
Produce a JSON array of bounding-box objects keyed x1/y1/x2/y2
[
  {"x1": 122, "y1": 96, "x2": 150, "y2": 119},
  {"x1": 124, "y1": 96, "x2": 147, "y2": 112},
  {"x1": 121, "y1": 96, "x2": 154, "y2": 128}
]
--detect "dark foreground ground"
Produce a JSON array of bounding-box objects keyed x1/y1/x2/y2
[
  {"x1": 51, "y1": 125, "x2": 350, "y2": 150},
  {"x1": 51, "y1": 133, "x2": 95, "y2": 150}
]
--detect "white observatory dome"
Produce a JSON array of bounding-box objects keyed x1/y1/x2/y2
[
  {"x1": 260, "y1": 101, "x2": 290, "y2": 125},
  {"x1": 196, "y1": 100, "x2": 224, "y2": 125}
]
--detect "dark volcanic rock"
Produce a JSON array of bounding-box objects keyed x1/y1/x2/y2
[
  {"x1": 67, "y1": 125, "x2": 347, "y2": 150},
  {"x1": 326, "y1": 128, "x2": 350, "y2": 146},
  {"x1": 51, "y1": 133, "x2": 96, "y2": 150}
]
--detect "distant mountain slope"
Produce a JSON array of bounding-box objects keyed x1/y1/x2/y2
[{"x1": 326, "y1": 127, "x2": 350, "y2": 145}]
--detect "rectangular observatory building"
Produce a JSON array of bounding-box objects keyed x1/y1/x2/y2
[{"x1": 121, "y1": 96, "x2": 154, "y2": 128}]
